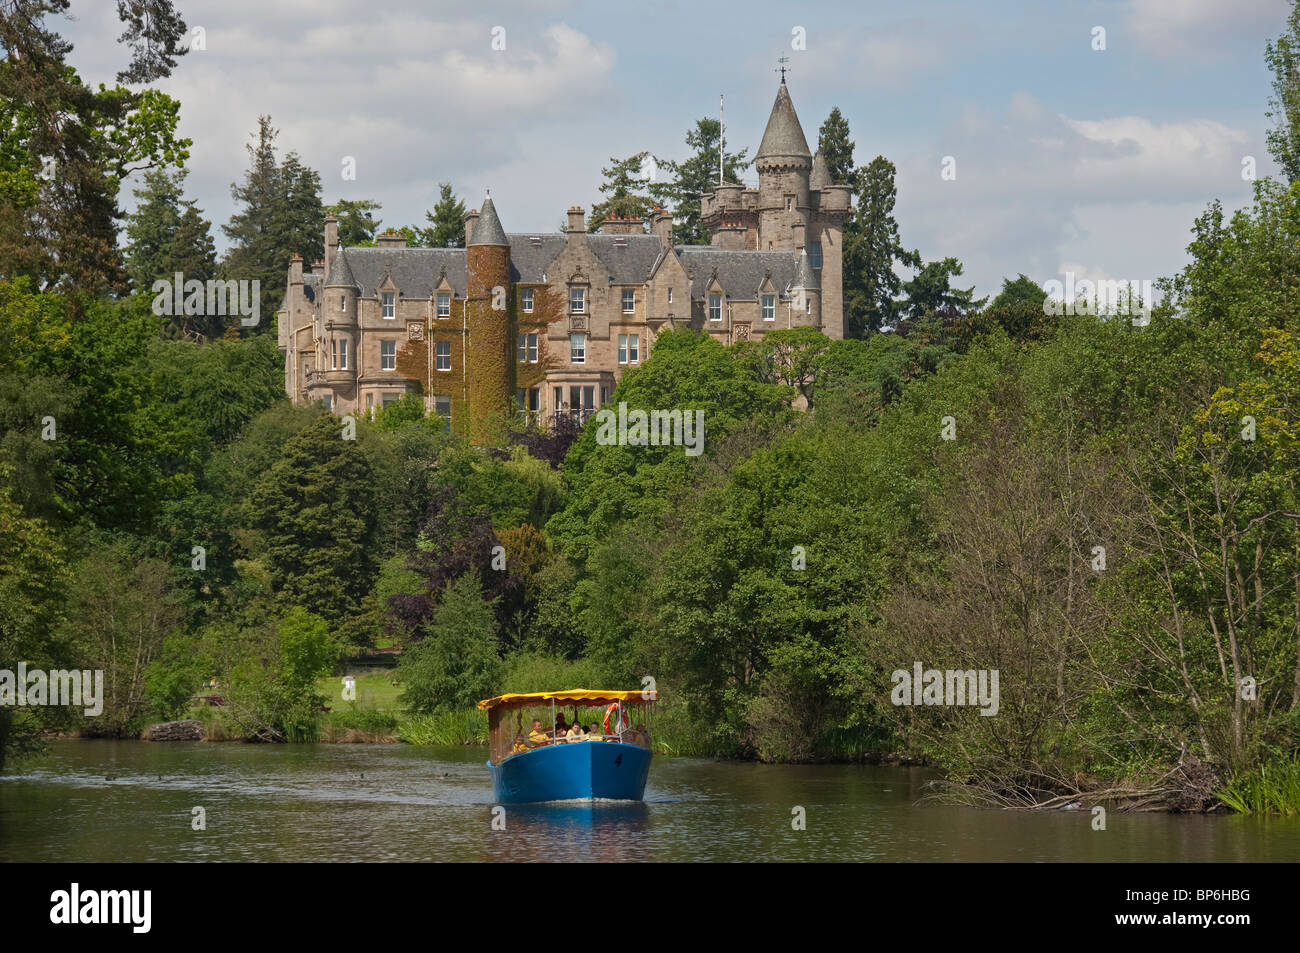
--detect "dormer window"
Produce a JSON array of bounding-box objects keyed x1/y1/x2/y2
[
  {"x1": 622, "y1": 289, "x2": 634, "y2": 313},
  {"x1": 522, "y1": 288, "x2": 534, "y2": 313},
  {"x1": 709, "y1": 294, "x2": 722, "y2": 321},
  {"x1": 437, "y1": 293, "x2": 450, "y2": 318},
  {"x1": 762, "y1": 294, "x2": 775, "y2": 321},
  {"x1": 382, "y1": 292, "x2": 395, "y2": 319},
  {"x1": 570, "y1": 287, "x2": 586, "y2": 313}
]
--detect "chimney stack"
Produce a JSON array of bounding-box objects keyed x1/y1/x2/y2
[
  {"x1": 376, "y1": 230, "x2": 407, "y2": 249},
  {"x1": 651, "y1": 207, "x2": 673, "y2": 246},
  {"x1": 566, "y1": 206, "x2": 586, "y2": 234},
  {"x1": 464, "y1": 209, "x2": 479, "y2": 246}
]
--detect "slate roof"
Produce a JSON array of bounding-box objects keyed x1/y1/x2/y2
[
  {"x1": 587, "y1": 234, "x2": 666, "y2": 284},
  {"x1": 757, "y1": 82, "x2": 811, "y2": 160},
  {"x1": 675, "y1": 247, "x2": 804, "y2": 300},
  {"x1": 506, "y1": 234, "x2": 566, "y2": 283},
  {"x1": 470, "y1": 195, "x2": 509, "y2": 246},
  {"x1": 333, "y1": 247, "x2": 467, "y2": 297}
]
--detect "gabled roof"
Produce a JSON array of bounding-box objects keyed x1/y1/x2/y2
[
  {"x1": 336, "y1": 247, "x2": 467, "y2": 297},
  {"x1": 469, "y1": 195, "x2": 509, "y2": 247},
  {"x1": 757, "y1": 82, "x2": 811, "y2": 161},
  {"x1": 675, "y1": 247, "x2": 803, "y2": 300}
]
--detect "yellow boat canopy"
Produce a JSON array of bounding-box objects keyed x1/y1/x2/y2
[{"x1": 477, "y1": 689, "x2": 659, "y2": 711}]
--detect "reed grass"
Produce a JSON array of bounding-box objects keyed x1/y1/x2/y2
[
  {"x1": 1217, "y1": 759, "x2": 1300, "y2": 815},
  {"x1": 398, "y1": 709, "x2": 489, "y2": 746}
]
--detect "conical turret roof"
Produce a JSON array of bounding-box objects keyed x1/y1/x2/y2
[
  {"x1": 793, "y1": 247, "x2": 819, "y2": 290},
  {"x1": 810, "y1": 151, "x2": 832, "y2": 190},
  {"x1": 325, "y1": 248, "x2": 357, "y2": 287},
  {"x1": 469, "y1": 193, "x2": 509, "y2": 246},
  {"x1": 757, "y1": 81, "x2": 812, "y2": 161}
]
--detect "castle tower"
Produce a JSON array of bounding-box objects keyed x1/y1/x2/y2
[
  {"x1": 465, "y1": 193, "x2": 513, "y2": 445},
  {"x1": 755, "y1": 78, "x2": 812, "y2": 251}
]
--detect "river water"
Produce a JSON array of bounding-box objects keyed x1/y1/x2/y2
[{"x1": 2, "y1": 740, "x2": 1298, "y2": 862}]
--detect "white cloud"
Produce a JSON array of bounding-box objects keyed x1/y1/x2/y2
[
  {"x1": 895, "y1": 94, "x2": 1257, "y2": 297},
  {"x1": 1127, "y1": 0, "x2": 1289, "y2": 57}
]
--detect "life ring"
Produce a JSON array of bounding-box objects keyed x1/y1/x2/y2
[{"x1": 603, "y1": 703, "x2": 625, "y2": 738}]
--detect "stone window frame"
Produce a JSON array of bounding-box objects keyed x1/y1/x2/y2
[
  {"x1": 381, "y1": 291, "x2": 396, "y2": 319},
  {"x1": 621, "y1": 288, "x2": 635, "y2": 313},
  {"x1": 380, "y1": 339, "x2": 397, "y2": 371},
  {"x1": 435, "y1": 340, "x2": 451, "y2": 371},
  {"x1": 708, "y1": 294, "x2": 723, "y2": 321},
  {"x1": 618, "y1": 332, "x2": 639, "y2": 365},
  {"x1": 762, "y1": 294, "x2": 776, "y2": 321},
  {"x1": 437, "y1": 292, "x2": 451, "y2": 318},
  {"x1": 570, "y1": 332, "x2": 586, "y2": 364},
  {"x1": 570, "y1": 286, "x2": 586, "y2": 314}
]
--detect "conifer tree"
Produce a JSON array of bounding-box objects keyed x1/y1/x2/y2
[
  {"x1": 588, "y1": 153, "x2": 654, "y2": 232},
  {"x1": 817, "y1": 107, "x2": 856, "y2": 185},
  {"x1": 418, "y1": 182, "x2": 468, "y2": 248},
  {"x1": 650, "y1": 118, "x2": 749, "y2": 245}
]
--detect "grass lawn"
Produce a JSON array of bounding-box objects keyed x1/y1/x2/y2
[{"x1": 316, "y1": 670, "x2": 404, "y2": 712}]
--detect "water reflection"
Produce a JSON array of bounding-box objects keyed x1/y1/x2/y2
[{"x1": 2, "y1": 740, "x2": 1298, "y2": 862}]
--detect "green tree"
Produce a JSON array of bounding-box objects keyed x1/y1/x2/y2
[
  {"x1": 817, "y1": 107, "x2": 855, "y2": 185},
  {"x1": 416, "y1": 182, "x2": 468, "y2": 248},
  {"x1": 223, "y1": 116, "x2": 324, "y2": 323},
  {"x1": 650, "y1": 118, "x2": 750, "y2": 245},
  {"x1": 397, "y1": 573, "x2": 503, "y2": 712},
  {"x1": 899, "y1": 256, "x2": 986, "y2": 318},
  {"x1": 0, "y1": 0, "x2": 191, "y2": 298},
  {"x1": 249, "y1": 414, "x2": 380, "y2": 623},
  {"x1": 588, "y1": 153, "x2": 654, "y2": 232},
  {"x1": 1266, "y1": 0, "x2": 1300, "y2": 183},
  {"x1": 325, "y1": 198, "x2": 382, "y2": 246},
  {"x1": 125, "y1": 168, "x2": 218, "y2": 336},
  {"x1": 842, "y1": 156, "x2": 918, "y2": 336}
]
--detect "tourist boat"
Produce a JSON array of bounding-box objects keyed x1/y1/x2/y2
[{"x1": 477, "y1": 688, "x2": 657, "y2": 803}]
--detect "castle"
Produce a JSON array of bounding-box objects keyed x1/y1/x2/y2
[{"x1": 276, "y1": 78, "x2": 851, "y2": 439}]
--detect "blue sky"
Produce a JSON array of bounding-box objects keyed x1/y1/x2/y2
[{"x1": 62, "y1": 0, "x2": 1291, "y2": 297}]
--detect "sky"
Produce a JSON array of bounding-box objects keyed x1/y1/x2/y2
[{"x1": 60, "y1": 0, "x2": 1292, "y2": 299}]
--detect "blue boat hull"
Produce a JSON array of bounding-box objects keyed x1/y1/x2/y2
[{"x1": 488, "y1": 741, "x2": 651, "y2": 804}]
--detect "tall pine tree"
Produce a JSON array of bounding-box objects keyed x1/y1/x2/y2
[
  {"x1": 650, "y1": 118, "x2": 749, "y2": 245},
  {"x1": 223, "y1": 116, "x2": 323, "y2": 327},
  {"x1": 842, "y1": 156, "x2": 918, "y2": 336},
  {"x1": 417, "y1": 182, "x2": 468, "y2": 248},
  {"x1": 817, "y1": 107, "x2": 856, "y2": 186}
]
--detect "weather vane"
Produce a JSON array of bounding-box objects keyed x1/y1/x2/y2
[{"x1": 775, "y1": 56, "x2": 790, "y2": 83}]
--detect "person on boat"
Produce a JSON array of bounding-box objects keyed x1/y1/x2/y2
[
  {"x1": 511, "y1": 733, "x2": 528, "y2": 754},
  {"x1": 589, "y1": 722, "x2": 603, "y2": 741},
  {"x1": 566, "y1": 722, "x2": 585, "y2": 742},
  {"x1": 527, "y1": 719, "x2": 550, "y2": 747},
  {"x1": 553, "y1": 713, "x2": 569, "y2": 741}
]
